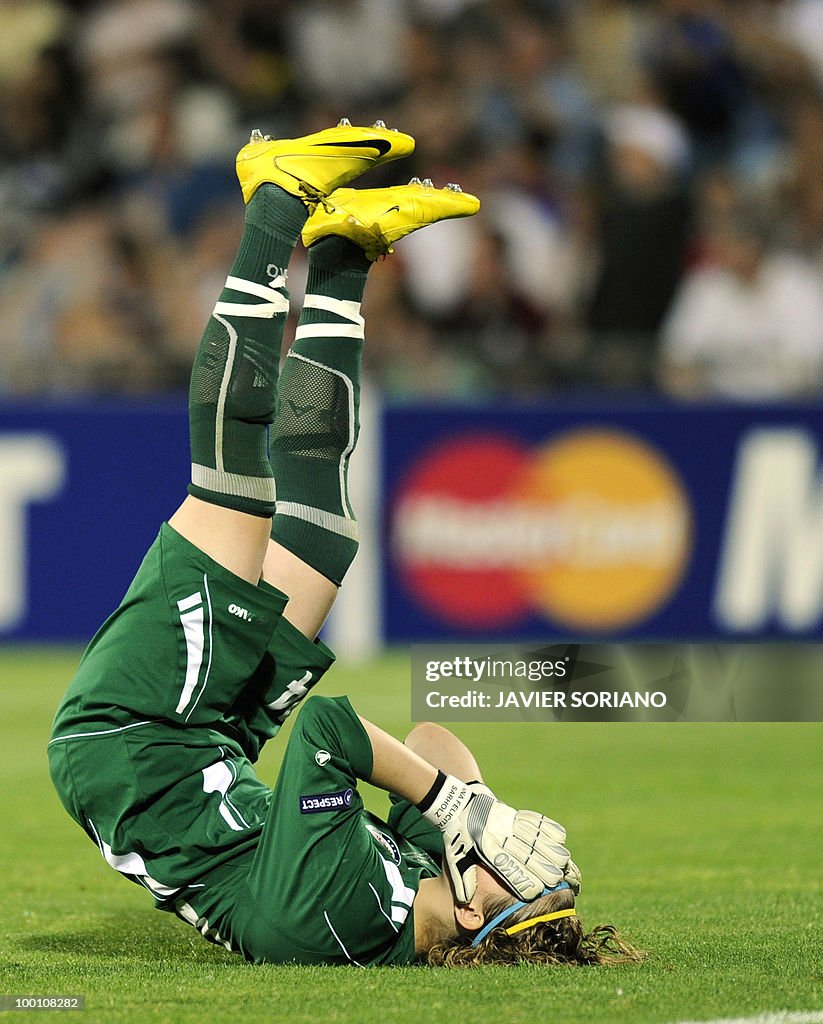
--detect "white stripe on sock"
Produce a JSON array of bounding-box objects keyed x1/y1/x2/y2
[
  {"x1": 191, "y1": 463, "x2": 276, "y2": 502},
  {"x1": 294, "y1": 322, "x2": 364, "y2": 341},
  {"x1": 213, "y1": 299, "x2": 288, "y2": 319},
  {"x1": 212, "y1": 313, "x2": 236, "y2": 472},
  {"x1": 275, "y1": 501, "x2": 360, "y2": 540},
  {"x1": 302, "y1": 294, "x2": 364, "y2": 326},
  {"x1": 213, "y1": 276, "x2": 289, "y2": 319},
  {"x1": 225, "y1": 276, "x2": 288, "y2": 303}
]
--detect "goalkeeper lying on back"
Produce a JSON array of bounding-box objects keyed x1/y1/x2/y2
[{"x1": 48, "y1": 121, "x2": 639, "y2": 967}]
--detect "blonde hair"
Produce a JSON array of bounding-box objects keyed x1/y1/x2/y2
[{"x1": 425, "y1": 886, "x2": 644, "y2": 968}]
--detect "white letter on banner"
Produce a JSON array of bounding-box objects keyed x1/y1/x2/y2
[
  {"x1": 0, "y1": 435, "x2": 66, "y2": 630},
  {"x1": 715, "y1": 429, "x2": 823, "y2": 631}
]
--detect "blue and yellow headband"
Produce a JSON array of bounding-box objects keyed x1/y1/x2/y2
[{"x1": 470, "y1": 881, "x2": 576, "y2": 948}]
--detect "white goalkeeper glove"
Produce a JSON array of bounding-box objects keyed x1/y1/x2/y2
[{"x1": 418, "y1": 772, "x2": 580, "y2": 903}]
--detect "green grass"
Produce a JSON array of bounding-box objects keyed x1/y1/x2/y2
[{"x1": 1, "y1": 646, "x2": 821, "y2": 1024}]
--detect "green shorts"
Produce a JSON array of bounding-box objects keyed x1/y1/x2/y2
[
  {"x1": 48, "y1": 523, "x2": 337, "y2": 934},
  {"x1": 51, "y1": 522, "x2": 335, "y2": 741}
]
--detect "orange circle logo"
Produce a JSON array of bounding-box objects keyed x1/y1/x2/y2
[
  {"x1": 391, "y1": 428, "x2": 692, "y2": 632},
  {"x1": 513, "y1": 429, "x2": 691, "y2": 629}
]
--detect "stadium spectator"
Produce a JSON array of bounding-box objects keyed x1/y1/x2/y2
[
  {"x1": 0, "y1": 0, "x2": 68, "y2": 87},
  {"x1": 0, "y1": 0, "x2": 822, "y2": 400},
  {"x1": 582, "y1": 97, "x2": 693, "y2": 388},
  {"x1": 660, "y1": 209, "x2": 823, "y2": 399},
  {"x1": 570, "y1": 0, "x2": 649, "y2": 106},
  {"x1": 285, "y1": 0, "x2": 411, "y2": 108},
  {"x1": 198, "y1": 0, "x2": 300, "y2": 124},
  {"x1": 641, "y1": 0, "x2": 745, "y2": 165}
]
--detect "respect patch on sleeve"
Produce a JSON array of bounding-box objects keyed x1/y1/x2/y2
[{"x1": 299, "y1": 789, "x2": 355, "y2": 814}]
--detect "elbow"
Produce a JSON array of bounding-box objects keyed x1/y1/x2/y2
[{"x1": 404, "y1": 720, "x2": 449, "y2": 750}]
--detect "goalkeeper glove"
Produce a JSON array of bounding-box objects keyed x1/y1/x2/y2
[{"x1": 418, "y1": 772, "x2": 579, "y2": 903}]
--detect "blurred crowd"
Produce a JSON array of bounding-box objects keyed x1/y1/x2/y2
[{"x1": 1, "y1": 0, "x2": 823, "y2": 401}]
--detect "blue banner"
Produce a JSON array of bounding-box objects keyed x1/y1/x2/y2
[
  {"x1": 3, "y1": 399, "x2": 823, "y2": 644},
  {"x1": 0, "y1": 401, "x2": 188, "y2": 641},
  {"x1": 381, "y1": 402, "x2": 823, "y2": 641}
]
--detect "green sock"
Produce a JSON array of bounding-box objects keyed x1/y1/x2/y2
[
  {"x1": 187, "y1": 184, "x2": 307, "y2": 516},
  {"x1": 269, "y1": 236, "x2": 371, "y2": 583}
]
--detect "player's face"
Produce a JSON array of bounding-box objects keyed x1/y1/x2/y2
[{"x1": 472, "y1": 864, "x2": 516, "y2": 906}]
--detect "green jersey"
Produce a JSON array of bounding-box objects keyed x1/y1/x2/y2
[
  {"x1": 229, "y1": 695, "x2": 441, "y2": 965},
  {"x1": 48, "y1": 524, "x2": 442, "y2": 966}
]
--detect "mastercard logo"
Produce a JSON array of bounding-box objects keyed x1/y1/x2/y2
[{"x1": 390, "y1": 428, "x2": 692, "y2": 631}]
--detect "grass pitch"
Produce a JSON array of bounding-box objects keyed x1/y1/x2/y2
[{"x1": 1, "y1": 646, "x2": 821, "y2": 1024}]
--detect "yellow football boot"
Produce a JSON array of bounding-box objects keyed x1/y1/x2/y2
[
  {"x1": 301, "y1": 178, "x2": 480, "y2": 260},
  {"x1": 235, "y1": 118, "x2": 415, "y2": 206}
]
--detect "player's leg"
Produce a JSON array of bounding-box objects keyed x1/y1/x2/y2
[
  {"x1": 261, "y1": 231, "x2": 371, "y2": 634},
  {"x1": 169, "y1": 122, "x2": 415, "y2": 584},
  {"x1": 225, "y1": 184, "x2": 483, "y2": 961},
  {"x1": 263, "y1": 180, "x2": 481, "y2": 636}
]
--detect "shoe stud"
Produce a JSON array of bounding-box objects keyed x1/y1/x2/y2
[
  {"x1": 337, "y1": 117, "x2": 352, "y2": 127},
  {"x1": 408, "y1": 176, "x2": 423, "y2": 185},
  {"x1": 422, "y1": 177, "x2": 434, "y2": 188},
  {"x1": 249, "y1": 128, "x2": 266, "y2": 144},
  {"x1": 445, "y1": 182, "x2": 463, "y2": 192},
  {"x1": 372, "y1": 119, "x2": 387, "y2": 129}
]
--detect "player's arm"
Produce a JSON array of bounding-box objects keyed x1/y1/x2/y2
[
  {"x1": 358, "y1": 716, "x2": 579, "y2": 904},
  {"x1": 359, "y1": 717, "x2": 439, "y2": 804},
  {"x1": 402, "y1": 721, "x2": 483, "y2": 784}
]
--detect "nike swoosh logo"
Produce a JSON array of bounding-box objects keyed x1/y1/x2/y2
[
  {"x1": 314, "y1": 139, "x2": 393, "y2": 156},
  {"x1": 384, "y1": 205, "x2": 401, "y2": 214},
  {"x1": 288, "y1": 400, "x2": 316, "y2": 417}
]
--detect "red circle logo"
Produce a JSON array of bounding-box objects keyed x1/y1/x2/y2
[{"x1": 390, "y1": 428, "x2": 692, "y2": 631}]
